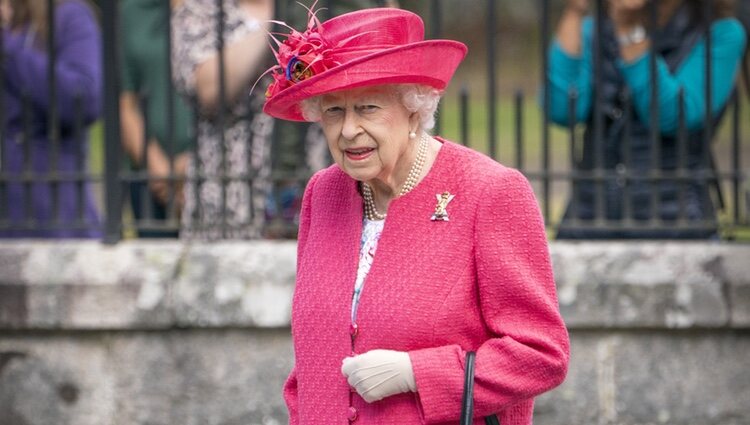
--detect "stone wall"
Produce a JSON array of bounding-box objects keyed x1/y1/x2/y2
[{"x1": 1, "y1": 241, "x2": 748, "y2": 425}]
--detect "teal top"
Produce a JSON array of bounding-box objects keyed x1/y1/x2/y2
[
  {"x1": 120, "y1": 0, "x2": 194, "y2": 157},
  {"x1": 547, "y1": 17, "x2": 747, "y2": 134}
]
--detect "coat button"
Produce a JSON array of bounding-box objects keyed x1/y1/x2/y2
[
  {"x1": 348, "y1": 406, "x2": 358, "y2": 422},
  {"x1": 350, "y1": 323, "x2": 358, "y2": 337}
]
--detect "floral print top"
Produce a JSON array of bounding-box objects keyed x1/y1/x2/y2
[
  {"x1": 351, "y1": 218, "x2": 385, "y2": 322},
  {"x1": 171, "y1": 0, "x2": 272, "y2": 240}
]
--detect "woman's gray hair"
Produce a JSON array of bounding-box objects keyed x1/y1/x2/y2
[{"x1": 299, "y1": 84, "x2": 442, "y2": 131}]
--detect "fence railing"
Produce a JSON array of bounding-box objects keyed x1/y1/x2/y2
[{"x1": 0, "y1": 0, "x2": 747, "y2": 242}]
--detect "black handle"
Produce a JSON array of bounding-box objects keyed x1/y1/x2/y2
[
  {"x1": 460, "y1": 352, "x2": 477, "y2": 425},
  {"x1": 461, "y1": 351, "x2": 500, "y2": 425}
]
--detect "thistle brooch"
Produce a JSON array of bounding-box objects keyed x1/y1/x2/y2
[{"x1": 431, "y1": 191, "x2": 455, "y2": 221}]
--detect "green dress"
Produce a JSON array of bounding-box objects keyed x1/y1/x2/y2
[{"x1": 120, "y1": 0, "x2": 195, "y2": 234}]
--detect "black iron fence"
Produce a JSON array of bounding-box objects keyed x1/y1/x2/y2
[{"x1": 0, "y1": 0, "x2": 748, "y2": 241}]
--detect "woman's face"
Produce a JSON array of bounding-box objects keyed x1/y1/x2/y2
[
  {"x1": 608, "y1": 0, "x2": 649, "y2": 11},
  {"x1": 319, "y1": 86, "x2": 418, "y2": 185}
]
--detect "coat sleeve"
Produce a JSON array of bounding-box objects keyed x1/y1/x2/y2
[
  {"x1": 297, "y1": 171, "x2": 320, "y2": 270},
  {"x1": 546, "y1": 17, "x2": 595, "y2": 126},
  {"x1": 619, "y1": 18, "x2": 747, "y2": 134},
  {"x1": 409, "y1": 168, "x2": 569, "y2": 424},
  {"x1": 2, "y1": 1, "x2": 102, "y2": 126},
  {"x1": 284, "y1": 171, "x2": 321, "y2": 424}
]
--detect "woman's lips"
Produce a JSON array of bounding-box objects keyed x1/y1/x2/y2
[{"x1": 345, "y1": 147, "x2": 375, "y2": 161}]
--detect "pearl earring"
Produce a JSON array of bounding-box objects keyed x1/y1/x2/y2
[{"x1": 409, "y1": 131, "x2": 417, "y2": 139}]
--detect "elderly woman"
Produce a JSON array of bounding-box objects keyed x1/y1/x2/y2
[{"x1": 263, "y1": 8, "x2": 569, "y2": 424}]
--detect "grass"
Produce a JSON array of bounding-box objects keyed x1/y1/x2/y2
[
  {"x1": 88, "y1": 121, "x2": 104, "y2": 175},
  {"x1": 437, "y1": 94, "x2": 572, "y2": 167}
]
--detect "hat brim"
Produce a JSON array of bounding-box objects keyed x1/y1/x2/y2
[{"x1": 262, "y1": 40, "x2": 468, "y2": 122}]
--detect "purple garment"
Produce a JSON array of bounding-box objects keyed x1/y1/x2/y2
[{"x1": 1, "y1": 0, "x2": 102, "y2": 238}]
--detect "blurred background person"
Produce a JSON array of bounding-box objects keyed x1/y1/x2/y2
[
  {"x1": 547, "y1": 0, "x2": 747, "y2": 239},
  {"x1": 171, "y1": 0, "x2": 274, "y2": 240},
  {"x1": 170, "y1": 0, "x2": 394, "y2": 240},
  {"x1": 1, "y1": 0, "x2": 102, "y2": 238},
  {"x1": 119, "y1": 0, "x2": 193, "y2": 238}
]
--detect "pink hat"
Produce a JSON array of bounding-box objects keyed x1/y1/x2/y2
[{"x1": 261, "y1": 7, "x2": 468, "y2": 122}]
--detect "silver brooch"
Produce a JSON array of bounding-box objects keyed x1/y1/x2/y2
[{"x1": 431, "y1": 192, "x2": 455, "y2": 221}]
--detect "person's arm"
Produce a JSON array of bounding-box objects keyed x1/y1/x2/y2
[
  {"x1": 190, "y1": 0, "x2": 273, "y2": 114},
  {"x1": 119, "y1": 0, "x2": 144, "y2": 163},
  {"x1": 2, "y1": 1, "x2": 102, "y2": 125},
  {"x1": 407, "y1": 169, "x2": 570, "y2": 424},
  {"x1": 556, "y1": 0, "x2": 589, "y2": 56},
  {"x1": 547, "y1": 14, "x2": 595, "y2": 126},
  {"x1": 620, "y1": 19, "x2": 747, "y2": 134},
  {"x1": 296, "y1": 170, "x2": 320, "y2": 265},
  {"x1": 120, "y1": 92, "x2": 188, "y2": 207},
  {"x1": 283, "y1": 171, "x2": 321, "y2": 424},
  {"x1": 120, "y1": 92, "x2": 147, "y2": 164}
]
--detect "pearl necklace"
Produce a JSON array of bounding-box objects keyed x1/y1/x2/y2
[{"x1": 362, "y1": 133, "x2": 429, "y2": 221}]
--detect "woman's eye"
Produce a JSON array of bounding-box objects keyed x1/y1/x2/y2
[
  {"x1": 359, "y1": 105, "x2": 379, "y2": 113},
  {"x1": 324, "y1": 106, "x2": 343, "y2": 115}
]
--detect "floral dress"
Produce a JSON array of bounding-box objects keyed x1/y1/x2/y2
[
  {"x1": 351, "y1": 218, "x2": 385, "y2": 322},
  {"x1": 171, "y1": 0, "x2": 272, "y2": 239}
]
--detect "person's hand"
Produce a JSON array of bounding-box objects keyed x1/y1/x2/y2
[
  {"x1": 147, "y1": 142, "x2": 188, "y2": 211},
  {"x1": 566, "y1": 0, "x2": 589, "y2": 15},
  {"x1": 608, "y1": 0, "x2": 648, "y2": 29},
  {"x1": 341, "y1": 349, "x2": 416, "y2": 403}
]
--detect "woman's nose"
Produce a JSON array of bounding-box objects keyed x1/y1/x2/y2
[{"x1": 341, "y1": 109, "x2": 362, "y2": 140}]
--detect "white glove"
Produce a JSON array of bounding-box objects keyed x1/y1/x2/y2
[{"x1": 341, "y1": 349, "x2": 417, "y2": 403}]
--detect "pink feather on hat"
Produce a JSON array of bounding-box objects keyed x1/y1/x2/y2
[{"x1": 261, "y1": 6, "x2": 467, "y2": 122}]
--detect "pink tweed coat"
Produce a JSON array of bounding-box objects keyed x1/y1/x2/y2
[{"x1": 285, "y1": 140, "x2": 569, "y2": 424}]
